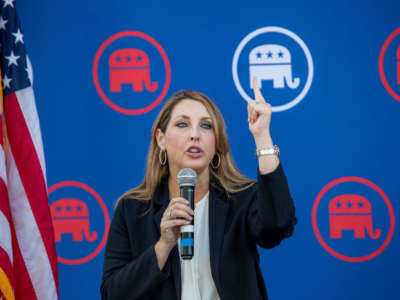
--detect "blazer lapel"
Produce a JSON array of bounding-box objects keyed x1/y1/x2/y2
[
  {"x1": 209, "y1": 185, "x2": 229, "y2": 297},
  {"x1": 152, "y1": 179, "x2": 182, "y2": 300}
]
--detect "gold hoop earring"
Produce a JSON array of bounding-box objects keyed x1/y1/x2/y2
[
  {"x1": 211, "y1": 153, "x2": 220, "y2": 169},
  {"x1": 159, "y1": 150, "x2": 167, "y2": 166}
]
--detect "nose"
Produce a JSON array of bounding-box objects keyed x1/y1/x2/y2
[{"x1": 189, "y1": 125, "x2": 200, "y2": 141}]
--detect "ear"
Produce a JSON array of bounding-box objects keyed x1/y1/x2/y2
[{"x1": 155, "y1": 128, "x2": 166, "y2": 150}]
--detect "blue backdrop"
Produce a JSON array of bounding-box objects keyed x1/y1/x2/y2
[{"x1": 18, "y1": 0, "x2": 399, "y2": 299}]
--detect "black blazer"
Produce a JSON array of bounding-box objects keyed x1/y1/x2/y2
[{"x1": 101, "y1": 163, "x2": 297, "y2": 300}]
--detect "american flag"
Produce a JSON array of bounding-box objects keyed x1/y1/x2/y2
[{"x1": 0, "y1": 0, "x2": 59, "y2": 299}]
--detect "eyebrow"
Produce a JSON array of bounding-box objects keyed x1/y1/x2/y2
[{"x1": 173, "y1": 114, "x2": 212, "y2": 121}]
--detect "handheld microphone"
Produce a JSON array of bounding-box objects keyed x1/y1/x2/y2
[{"x1": 177, "y1": 168, "x2": 197, "y2": 260}]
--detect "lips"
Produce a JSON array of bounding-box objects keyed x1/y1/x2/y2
[{"x1": 185, "y1": 146, "x2": 203, "y2": 158}]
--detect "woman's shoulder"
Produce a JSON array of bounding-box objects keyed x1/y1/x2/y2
[
  {"x1": 210, "y1": 179, "x2": 256, "y2": 205},
  {"x1": 115, "y1": 194, "x2": 152, "y2": 218},
  {"x1": 211, "y1": 175, "x2": 255, "y2": 193},
  {"x1": 230, "y1": 181, "x2": 257, "y2": 199}
]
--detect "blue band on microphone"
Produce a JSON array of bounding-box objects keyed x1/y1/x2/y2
[{"x1": 180, "y1": 238, "x2": 194, "y2": 247}]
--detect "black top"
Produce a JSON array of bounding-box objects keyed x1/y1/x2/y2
[{"x1": 100, "y1": 163, "x2": 297, "y2": 300}]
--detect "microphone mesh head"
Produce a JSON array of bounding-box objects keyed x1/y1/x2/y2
[{"x1": 177, "y1": 168, "x2": 197, "y2": 186}]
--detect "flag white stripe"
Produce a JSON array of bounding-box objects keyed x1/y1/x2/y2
[
  {"x1": 15, "y1": 88, "x2": 47, "y2": 186},
  {"x1": 0, "y1": 146, "x2": 6, "y2": 185},
  {"x1": 0, "y1": 211, "x2": 13, "y2": 264},
  {"x1": 6, "y1": 143, "x2": 57, "y2": 300},
  {"x1": 0, "y1": 143, "x2": 12, "y2": 263}
]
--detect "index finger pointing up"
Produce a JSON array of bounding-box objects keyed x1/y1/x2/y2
[{"x1": 252, "y1": 76, "x2": 266, "y2": 103}]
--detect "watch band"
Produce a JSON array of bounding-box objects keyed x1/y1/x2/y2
[{"x1": 255, "y1": 145, "x2": 280, "y2": 157}]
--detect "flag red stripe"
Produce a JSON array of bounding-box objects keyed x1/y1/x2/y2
[
  {"x1": 4, "y1": 92, "x2": 59, "y2": 292},
  {"x1": 11, "y1": 231, "x2": 38, "y2": 300},
  {"x1": 0, "y1": 248, "x2": 13, "y2": 289},
  {"x1": 0, "y1": 117, "x2": 15, "y2": 300},
  {"x1": 0, "y1": 177, "x2": 11, "y2": 223},
  {"x1": 0, "y1": 180, "x2": 36, "y2": 300},
  {"x1": 0, "y1": 175, "x2": 14, "y2": 289}
]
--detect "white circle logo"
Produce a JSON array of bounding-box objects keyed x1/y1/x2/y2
[{"x1": 232, "y1": 27, "x2": 313, "y2": 112}]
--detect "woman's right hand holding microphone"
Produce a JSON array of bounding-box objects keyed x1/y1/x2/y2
[{"x1": 155, "y1": 197, "x2": 194, "y2": 270}]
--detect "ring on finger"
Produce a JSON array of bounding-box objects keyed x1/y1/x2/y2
[{"x1": 167, "y1": 209, "x2": 172, "y2": 220}]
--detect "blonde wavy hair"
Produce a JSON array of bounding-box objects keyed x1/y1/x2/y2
[{"x1": 118, "y1": 90, "x2": 254, "y2": 205}]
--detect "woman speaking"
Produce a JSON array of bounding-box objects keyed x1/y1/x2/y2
[{"x1": 100, "y1": 78, "x2": 297, "y2": 299}]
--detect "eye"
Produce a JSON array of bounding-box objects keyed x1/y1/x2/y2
[
  {"x1": 176, "y1": 121, "x2": 187, "y2": 128},
  {"x1": 201, "y1": 122, "x2": 212, "y2": 129}
]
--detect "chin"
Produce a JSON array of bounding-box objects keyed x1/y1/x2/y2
[{"x1": 184, "y1": 161, "x2": 209, "y2": 174}]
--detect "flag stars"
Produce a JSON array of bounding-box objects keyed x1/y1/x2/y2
[
  {"x1": 256, "y1": 52, "x2": 262, "y2": 59},
  {"x1": 278, "y1": 51, "x2": 284, "y2": 58},
  {"x1": 12, "y1": 28, "x2": 24, "y2": 44},
  {"x1": 2, "y1": 74, "x2": 12, "y2": 89},
  {"x1": 5, "y1": 50, "x2": 20, "y2": 66},
  {"x1": 3, "y1": 0, "x2": 14, "y2": 8},
  {"x1": 0, "y1": 17, "x2": 7, "y2": 30},
  {"x1": 267, "y1": 51, "x2": 273, "y2": 58}
]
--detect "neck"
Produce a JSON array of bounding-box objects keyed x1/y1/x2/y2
[{"x1": 168, "y1": 167, "x2": 210, "y2": 203}]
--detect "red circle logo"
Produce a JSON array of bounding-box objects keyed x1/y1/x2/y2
[
  {"x1": 378, "y1": 27, "x2": 400, "y2": 102},
  {"x1": 312, "y1": 176, "x2": 395, "y2": 262},
  {"x1": 93, "y1": 31, "x2": 171, "y2": 115},
  {"x1": 48, "y1": 181, "x2": 110, "y2": 265}
]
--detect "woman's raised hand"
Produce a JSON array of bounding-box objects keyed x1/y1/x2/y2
[
  {"x1": 247, "y1": 77, "x2": 272, "y2": 140},
  {"x1": 247, "y1": 77, "x2": 280, "y2": 173}
]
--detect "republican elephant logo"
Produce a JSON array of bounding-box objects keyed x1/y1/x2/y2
[
  {"x1": 249, "y1": 44, "x2": 300, "y2": 90},
  {"x1": 109, "y1": 48, "x2": 158, "y2": 93},
  {"x1": 51, "y1": 198, "x2": 98, "y2": 242},
  {"x1": 329, "y1": 194, "x2": 381, "y2": 239}
]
